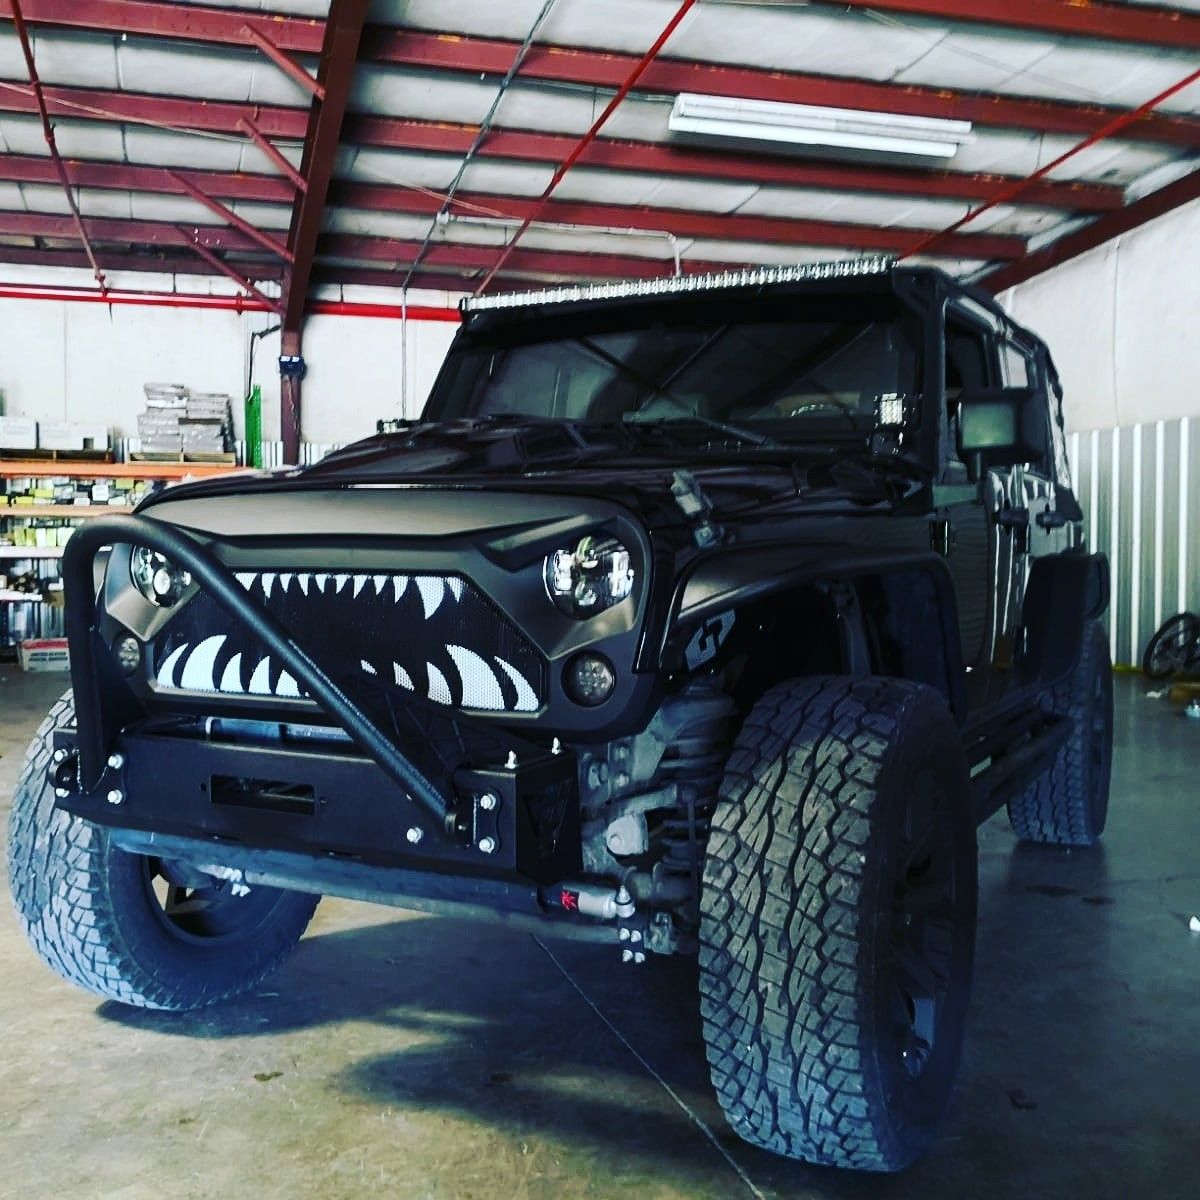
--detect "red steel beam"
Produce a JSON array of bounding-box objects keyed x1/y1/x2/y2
[
  {"x1": 0, "y1": 243, "x2": 281, "y2": 279},
  {"x1": 0, "y1": 236, "x2": 696, "y2": 294},
  {"x1": 0, "y1": 83, "x2": 1133, "y2": 213},
  {"x1": 366, "y1": 29, "x2": 1200, "y2": 149},
  {"x1": 178, "y1": 229, "x2": 283, "y2": 312},
  {"x1": 0, "y1": 210, "x2": 267, "y2": 253},
  {"x1": 0, "y1": 153, "x2": 1026, "y2": 258},
  {"x1": 281, "y1": 0, "x2": 370, "y2": 461},
  {"x1": 5, "y1": 0, "x2": 324, "y2": 52},
  {"x1": 0, "y1": 241, "x2": 462, "y2": 293},
  {"x1": 324, "y1": 233, "x2": 726, "y2": 279},
  {"x1": 982, "y1": 168, "x2": 1200, "y2": 293},
  {"x1": 344, "y1": 118, "x2": 1126, "y2": 214},
  {"x1": 8, "y1": 0, "x2": 106, "y2": 292},
  {"x1": 4, "y1": 2, "x2": 1199, "y2": 145},
  {"x1": 242, "y1": 22, "x2": 324, "y2": 100},
  {"x1": 14, "y1": 0, "x2": 1200, "y2": 57},
  {"x1": 0, "y1": 154, "x2": 294, "y2": 204},
  {"x1": 238, "y1": 116, "x2": 307, "y2": 192},
  {"x1": 829, "y1": 0, "x2": 1200, "y2": 52},
  {"x1": 333, "y1": 183, "x2": 1026, "y2": 260},
  {"x1": 167, "y1": 169, "x2": 293, "y2": 260},
  {"x1": 478, "y1": 0, "x2": 698, "y2": 291},
  {"x1": 0, "y1": 79, "x2": 308, "y2": 137},
  {"x1": 282, "y1": 0, "x2": 369, "y2": 330},
  {"x1": 904, "y1": 63, "x2": 1200, "y2": 259}
]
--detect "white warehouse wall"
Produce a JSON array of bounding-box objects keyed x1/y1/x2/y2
[
  {"x1": 0, "y1": 264, "x2": 463, "y2": 447},
  {"x1": 999, "y1": 195, "x2": 1200, "y2": 433}
]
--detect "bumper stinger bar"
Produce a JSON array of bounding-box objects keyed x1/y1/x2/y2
[{"x1": 61, "y1": 514, "x2": 451, "y2": 826}]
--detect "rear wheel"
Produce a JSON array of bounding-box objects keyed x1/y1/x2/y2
[
  {"x1": 699, "y1": 677, "x2": 977, "y2": 1172},
  {"x1": 1142, "y1": 612, "x2": 1200, "y2": 680},
  {"x1": 1008, "y1": 620, "x2": 1113, "y2": 846},
  {"x1": 7, "y1": 692, "x2": 320, "y2": 1010}
]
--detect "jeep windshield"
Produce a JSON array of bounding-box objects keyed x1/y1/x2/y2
[{"x1": 426, "y1": 292, "x2": 923, "y2": 446}]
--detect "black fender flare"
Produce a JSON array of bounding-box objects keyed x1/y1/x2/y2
[
  {"x1": 1018, "y1": 550, "x2": 1110, "y2": 687},
  {"x1": 658, "y1": 544, "x2": 968, "y2": 722}
]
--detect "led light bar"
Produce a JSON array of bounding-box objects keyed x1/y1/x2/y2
[
  {"x1": 669, "y1": 93, "x2": 974, "y2": 160},
  {"x1": 462, "y1": 256, "x2": 894, "y2": 313}
]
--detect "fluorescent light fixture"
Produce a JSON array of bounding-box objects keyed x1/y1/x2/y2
[{"x1": 669, "y1": 93, "x2": 974, "y2": 159}]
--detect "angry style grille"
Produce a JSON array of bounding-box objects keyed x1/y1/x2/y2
[{"x1": 150, "y1": 570, "x2": 544, "y2": 714}]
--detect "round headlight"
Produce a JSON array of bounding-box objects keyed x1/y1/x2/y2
[
  {"x1": 544, "y1": 534, "x2": 634, "y2": 619},
  {"x1": 131, "y1": 547, "x2": 192, "y2": 607}
]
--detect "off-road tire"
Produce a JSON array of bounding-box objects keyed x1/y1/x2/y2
[
  {"x1": 699, "y1": 677, "x2": 977, "y2": 1172},
  {"x1": 1008, "y1": 620, "x2": 1113, "y2": 846},
  {"x1": 7, "y1": 691, "x2": 320, "y2": 1010}
]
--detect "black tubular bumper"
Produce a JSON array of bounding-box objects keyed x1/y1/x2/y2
[{"x1": 61, "y1": 514, "x2": 450, "y2": 823}]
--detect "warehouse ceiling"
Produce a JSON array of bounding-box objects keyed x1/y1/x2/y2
[{"x1": 0, "y1": 0, "x2": 1197, "y2": 315}]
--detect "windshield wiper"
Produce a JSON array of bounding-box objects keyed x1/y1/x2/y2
[{"x1": 623, "y1": 413, "x2": 785, "y2": 449}]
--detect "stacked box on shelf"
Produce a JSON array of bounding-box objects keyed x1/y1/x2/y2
[
  {"x1": 185, "y1": 392, "x2": 233, "y2": 454},
  {"x1": 138, "y1": 382, "x2": 189, "y2": 455}
]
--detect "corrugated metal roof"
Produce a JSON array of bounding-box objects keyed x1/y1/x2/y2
[{"x1": 0, "y1": 0, "x2": 1196, "y2": 307}]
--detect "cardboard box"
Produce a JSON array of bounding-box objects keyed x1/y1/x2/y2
[
  {"x1": 18, "y1": 638, "x2": 70, "y2": 672},
  {"x1": 0, "y1": 416, "x2": 38, "y2": 450}
]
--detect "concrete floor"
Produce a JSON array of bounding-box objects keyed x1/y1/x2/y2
[{"x1": 1, "y1": 666, "x2": 1197, "y2": 1200}]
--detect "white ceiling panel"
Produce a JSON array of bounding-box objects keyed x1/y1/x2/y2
[
  {"x1": 0, "y1": 182, "x2": 24, "y2": 209},
  {"x1": 122, "y1": 126, "x2": 247, "y2": 172},
  {"x1": 325, "y1": 208, "x2": 434, "y2": 240},
  {"x1": 13, "y1": 182, "x2": 70, "y2": 214},
  {"x1": 340, "y1": 144, "x2": 463, "y2": 190},
  {"x1": 458, "y1": 158, "x2": 556, "y2": 197},
  {"x1": 20, "y1": 30, "x2": 119, "y2": 90},
  {"x1": 172, "y1": 0, "x2": 329, "y2": 13},
  {"x1": 554, "y1": 168, "x2": 759, "y2": 213},
  {"x1": 228, "y1": 201, "x2": 293, "y2": 230}
]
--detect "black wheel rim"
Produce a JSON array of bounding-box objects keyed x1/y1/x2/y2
[
  {"x1": 889, "y1": 767, "x2": 959, "y2": 1080},
  {"x1": 140, "y1": 858, "x2": 281, "y2": 944}
]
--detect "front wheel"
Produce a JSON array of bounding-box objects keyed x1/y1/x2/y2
[
  {"x1": 7, "y1": 692, "x2": 320, "y2": 1011},
  {"x1": 699, "y1": 677, "x2": 977, "y2": 1172}
]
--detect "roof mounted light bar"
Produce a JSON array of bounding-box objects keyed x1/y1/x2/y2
[{"x1": 462, "y1": 256, "x2": 894, "y2": 312}]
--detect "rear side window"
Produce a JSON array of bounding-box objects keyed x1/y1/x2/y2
[{"x1": 1000, "y1": 343, "x2": 1031, "y2": 387}]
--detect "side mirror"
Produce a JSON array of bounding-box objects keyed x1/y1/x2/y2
[{"x1": 956, "y1": 386, "x2": 1047, "y2": 479}]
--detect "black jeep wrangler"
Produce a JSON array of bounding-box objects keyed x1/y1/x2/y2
[{"x1": 8, "y1": 260, "x2": 1112, "y2": 1172}]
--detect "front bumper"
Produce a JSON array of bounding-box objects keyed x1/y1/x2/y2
[{"x1": 55, "y1": 515, "x2": 582, "y2": 887}]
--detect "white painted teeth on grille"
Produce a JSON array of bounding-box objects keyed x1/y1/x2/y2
[
  {"x1": 156, "y1": 639, "x2": 308, "y2": 700},
  {"x1": 426, "y1": 663, "x2": 452, "y2": 706},
  {"x1": 446, "y1": 644, "x2": 505, "y2": 711},
  {"x1": 228, "y1": 572, "x2": 463, "y2": 612},
  {"x1": 162, "y1": 572, "x2": 533, "y2": 708},
  {"x1": 416, "y1": 576, "x2": 444, "y2": 619},
  {"x1": 179, "y1": 635, "x2": 225, "y2": 691},
  {"x1": 494, "y1": 657, "x2": 540, "y2": 713},
  {"x1": 219, "y1": 653, "x2": 243, "y2": 693}
]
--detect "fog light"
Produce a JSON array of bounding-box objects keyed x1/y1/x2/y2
[
  {"x1": 114, "y1": 634, "x2": 141, "y2": 675},
  {"x1": 565, "y1": 652, "x2": 616, "y2": 706}
]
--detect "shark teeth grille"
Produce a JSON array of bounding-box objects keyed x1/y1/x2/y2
[{"x1": 152, "y1": 571, "x2": 543, "y2": 713}]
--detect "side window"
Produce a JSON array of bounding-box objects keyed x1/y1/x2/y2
[
  {"x1": 1000, "y1": 342, "x2": 1030, "y2": 388},
  {"x1": 945, "y1": 319, "x2": 993, "y2": 397},
  {"x1": 941, "y1": 316, "x2": 995, "y2": 478}
]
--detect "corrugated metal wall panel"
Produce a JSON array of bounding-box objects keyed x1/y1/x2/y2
[{"x1": 1072, "y1": 416, "x2": 1199, "y2": 667}]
